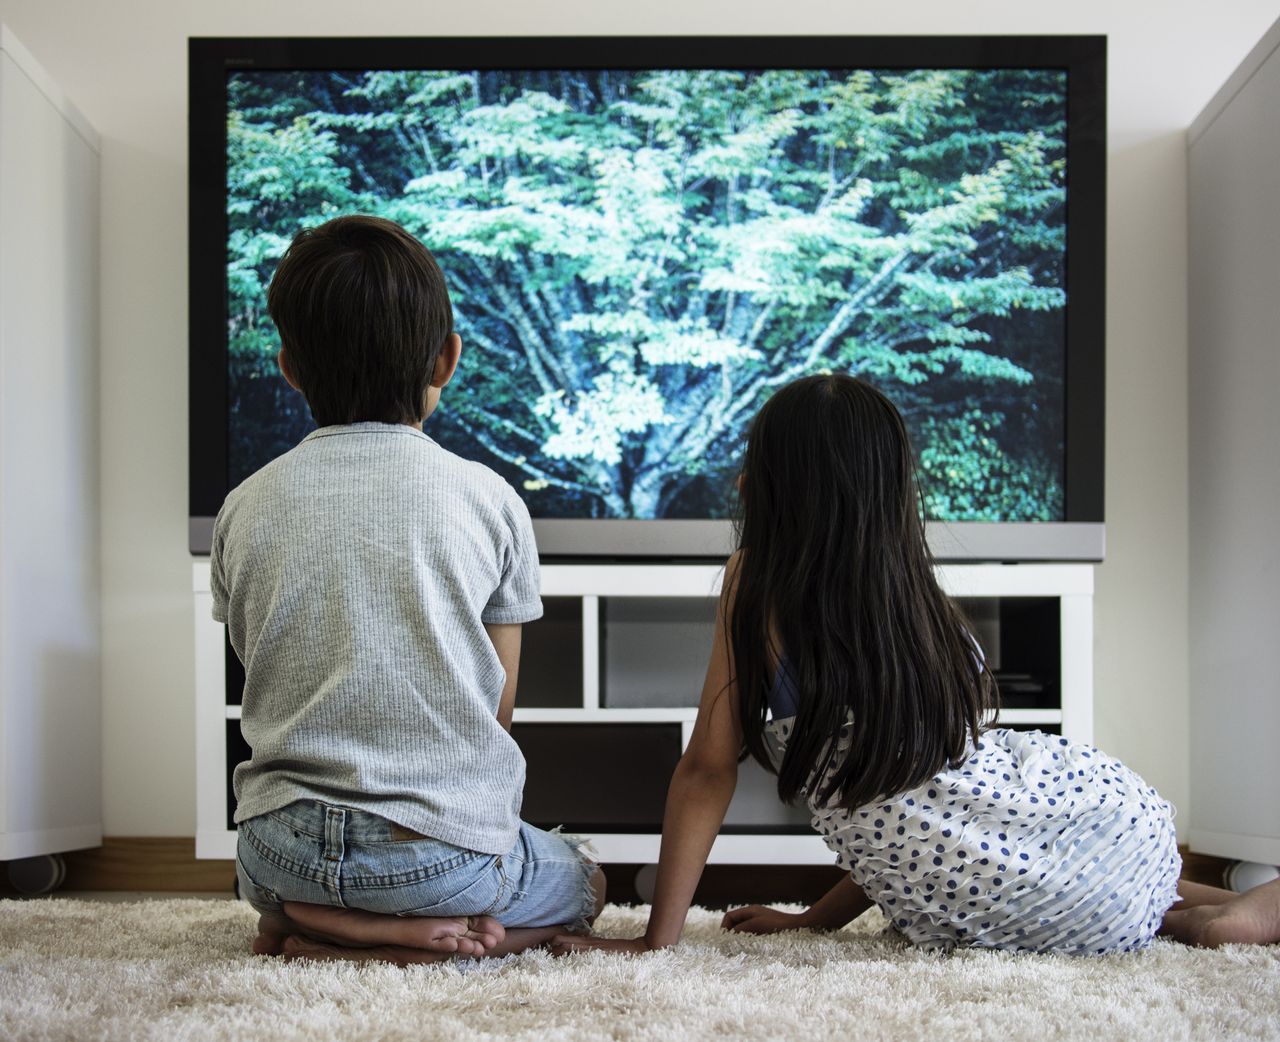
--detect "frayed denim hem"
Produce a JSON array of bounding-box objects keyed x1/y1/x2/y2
[{"x1": 549, "y1": 826, "x2": 601, "y2": 934}]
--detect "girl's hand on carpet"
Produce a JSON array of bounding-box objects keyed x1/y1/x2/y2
[
  {"x1": 548, "y1": 935, "x2": 655, "y2": 957},
  {"x1": 721, "y1": 904, "x2": 812, "y2": 933}
]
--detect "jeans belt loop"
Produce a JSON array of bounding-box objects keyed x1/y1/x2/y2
[{"x1": 323, "y1": 806, "x2": 347, "y2": 862}]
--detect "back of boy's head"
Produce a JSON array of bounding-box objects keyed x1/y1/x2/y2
[{"x1": 267, "y1": 215, "x2": 454, "y2": 427}]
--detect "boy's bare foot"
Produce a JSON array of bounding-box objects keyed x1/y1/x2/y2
[
  {"x1": 1163, "y1": 877, "x2": 1280, "y2": 947},
  {"x1": 252, "y1": 911, "x2": 295, "y2": 956},
  {"x1": 280, "y1": 901, "x2": 505, "y2": 955},
  {"x1": 280, "y1": 934, "x2": 452, "y2": 966},
  {"x1": 277, "y1": 920, "x2": 580, "y2": 964}
]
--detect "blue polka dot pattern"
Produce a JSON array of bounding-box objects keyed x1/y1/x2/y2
[{"x1": 764, "y1": 710, "x2": 1181, "y2": 956}]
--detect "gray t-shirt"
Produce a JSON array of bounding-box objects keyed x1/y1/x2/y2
[{"x1": 211, "y1": 422, "x2": 542, "y2": 854}]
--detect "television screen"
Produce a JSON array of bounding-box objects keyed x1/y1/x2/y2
[{"x1": 191, "y1": 37, "x2": 1106, "y2": 559}]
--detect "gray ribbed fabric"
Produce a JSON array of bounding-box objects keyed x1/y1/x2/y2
[{"x1": 211, "y1": 422, "x2": 542, "y2": 855}]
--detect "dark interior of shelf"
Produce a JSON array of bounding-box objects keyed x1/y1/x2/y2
[
  {"x1": 226, "y1": 631, "x2": 244, "y2": 706},
  {"x1": 226, "y1": 720, "x2": 250, "y2": 831},
  {"x1": 516, "y1": 596, "x2": 583, "y2": 708},
  {"x1": 956, "y1": 596, "x2": 1061, "y2": 710},
  {"x1": 226, "y1": 721, "x2": 683, "y2": 835},
  {"x1": 512, "y1": 722, "x2": 681, "y2": 832}
]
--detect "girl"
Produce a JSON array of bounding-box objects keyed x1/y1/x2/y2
[{"x1": 543, "y1": 373, "x2": 1279, "y2": 958}]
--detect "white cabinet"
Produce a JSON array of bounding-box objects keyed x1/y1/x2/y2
[
  {"x1": 194, "y1": 561, "x2": 1092, "y2": 863},
  {"x1": 1187, "y1": 16, "x2": 1280, "y2": 866},
  {"x1": 0, "y1": 26, "x2": 101, "y2": 863}
]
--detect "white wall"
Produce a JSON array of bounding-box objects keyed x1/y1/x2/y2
[{"x1": 0, "y1": 0, "x2": 1274, "y2": 838}]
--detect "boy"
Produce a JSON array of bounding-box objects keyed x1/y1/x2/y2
[{"x1": 213, "y1": 215, "x2": 604, "y2": 964}]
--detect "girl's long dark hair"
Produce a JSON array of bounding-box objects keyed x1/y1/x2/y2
[{"x1": 729, "y1": 374, "x2": 998, "y2": 811}]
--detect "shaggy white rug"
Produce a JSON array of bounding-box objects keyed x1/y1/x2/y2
[{"x1": 0, "y1": 898, "x2": 1277, "y2": 1042}]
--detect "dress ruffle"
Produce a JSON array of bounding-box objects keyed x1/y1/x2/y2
[{"x1": 766, "y1": 721, "x2": 1180, "y2": 955}]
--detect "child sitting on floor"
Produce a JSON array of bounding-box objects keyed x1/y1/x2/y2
[{"x1": 213, "y1": 214, "x2": 603, "y2": 964}]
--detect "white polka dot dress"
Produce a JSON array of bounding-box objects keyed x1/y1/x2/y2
[{"x1": 765, "y1": 667, "x2": 1181, "y2": 955}]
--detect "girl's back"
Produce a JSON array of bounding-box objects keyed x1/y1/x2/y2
[{"x1": 739, "y1": 375, "x2": 1178, "y2": 955}]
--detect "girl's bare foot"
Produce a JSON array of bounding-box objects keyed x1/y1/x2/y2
[
  {"x1": 281, "y1": 901, "x2": 505, "y2": 955},
  {"x1": 1163, "y1": 877, "x2": 1280, "y2": 947},
  {"x1": 280, "y1": 934, "x2": 452, "y2": 966}
]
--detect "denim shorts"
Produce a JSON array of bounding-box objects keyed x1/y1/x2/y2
[{"x1": 236, "y1": 800, "x2": 598, "y2": 932}]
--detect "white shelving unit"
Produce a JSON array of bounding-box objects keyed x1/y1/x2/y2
[
  {"x1": 1187, "y1": 15, "x2": 1280, "y2": 867},
  {"x1": 194, "y1": 561, "x2": 1093, "y2": 863},
  {"x1": 1, "y1": 26, "x2": 101, "y2": 876}
]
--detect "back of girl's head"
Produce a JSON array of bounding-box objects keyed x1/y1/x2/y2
[
  {"x1": 267, "y1": 214, "x2": 454, "y2": 427},
  {"x1": 730, "y1": 373, "x2": 996, "y2": 811},
  {"x1": 736, "y1": 374, "x2": 919, "y2": 564}
]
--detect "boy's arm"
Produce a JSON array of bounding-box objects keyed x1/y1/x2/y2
[{"x1": 484, "y1": 623, "x2": 522, "y2": 731}]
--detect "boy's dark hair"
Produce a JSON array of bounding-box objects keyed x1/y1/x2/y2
[
  {"x1": 267, "y1": 215, "x2": 454, "y2": 427},
  {"x1": 728, "y1": 374, "x2": 998, "y2": 812}
]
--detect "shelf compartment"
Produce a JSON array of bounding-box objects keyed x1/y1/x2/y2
[
  {"x1": 600, "y1": 597, "x2": 713, "y2": 709},
  {"x1": 516, "y1": 596, "x2": 585, "y2": 708},
  {"x1": 225, "y1": 719, "x2": 251, "y2": 830},
  {"x1": 511, "y1": 722, "x2": 682, "y2": 832},
  {"x1": 722, "y1": 754, "x2": 812, "y2": 833},
  {"x1": 954, "y1": 595, "x2": 1062, "y2": 710},
  {"x1": 226, "y1": 631, "x2": 245, "y2": 706}
]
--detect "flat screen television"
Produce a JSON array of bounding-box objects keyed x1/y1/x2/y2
[{"x1": 189, "y1": 35, "x2": 1105, "y2": 560}]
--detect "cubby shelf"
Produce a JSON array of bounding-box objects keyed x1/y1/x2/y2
[{"x1": 194, "y1": 561, "x2": 1093, "y2": 863}]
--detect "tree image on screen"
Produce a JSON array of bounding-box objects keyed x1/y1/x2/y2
[{"x1": 226, "y1": 68, "x2": 1067, "y2": 521}]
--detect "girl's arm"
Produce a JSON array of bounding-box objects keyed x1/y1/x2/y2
[
  {"x1": 551, "y1": 554, "x2": 746, "y2": 955},
  {"x1": 722, "y1": 874, "x2": 873, "y2": 934}
]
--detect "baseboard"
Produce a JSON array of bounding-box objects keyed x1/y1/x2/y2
[
  {"x1": 1, "y1": 837, "x2": 237, "y2": 895},
  {"x1": 0, "y1": 838, "x2": 1238, "y2": 901}
]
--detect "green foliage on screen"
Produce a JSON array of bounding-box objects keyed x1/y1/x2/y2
[{"x1": 226, "y1": 67, "x2": 1067, "y2": 522}]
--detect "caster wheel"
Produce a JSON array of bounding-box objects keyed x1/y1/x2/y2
[
  {"x1": 1224, "y1": 861, "x2": 1280, "y2": 893},
  {"x1": 6, "y1": 854, "x2": 66, "y2": 896}
]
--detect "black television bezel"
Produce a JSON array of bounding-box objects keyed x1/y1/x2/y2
[{"x1": 189, "y1": 34, "x2": 1106, "y2": 560}]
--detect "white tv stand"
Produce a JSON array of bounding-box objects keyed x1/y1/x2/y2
[{"x1": 193, "y1": 561, "x2": 1093, "y2": 863}]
